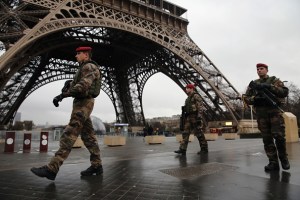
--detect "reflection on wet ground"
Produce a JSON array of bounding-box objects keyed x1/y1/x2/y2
[{"x1": 0, "y1": 137, "x2": 299, "y2": 199}]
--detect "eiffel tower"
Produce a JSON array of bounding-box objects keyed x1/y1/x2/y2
[{"x1": 0, "y1": 0, "x2": 242, "y2": 128}]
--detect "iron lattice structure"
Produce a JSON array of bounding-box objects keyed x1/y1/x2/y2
[{"x1": 0, "y1": 0, "x2": 242, "y2": 127}]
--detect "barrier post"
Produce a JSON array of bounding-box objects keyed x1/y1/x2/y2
[
  {"x1": 39, "y1": 131, "x2": 48, "y2": 152},
  {"x1": 4, "y1": 132, "x2": 15, "y2": 153},
  {"x1": 23, "y1": 133, "x2": 31, "y2": 153}
]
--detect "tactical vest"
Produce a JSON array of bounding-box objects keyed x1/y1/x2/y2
[
  {"x1": 73, "y1": 60, "x2": 101, "y2": 98},
  {"x1": 254, "y1": 76, "x2": 287, "y2": 106},
  {"x1": 185, "y1": 92, "x2": 198, "y2": 115}
]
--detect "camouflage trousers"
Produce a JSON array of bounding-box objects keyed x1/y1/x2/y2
[
  {"x1": 256, "y1": 107, "x2": 288, "y2": 164},
  {"x1": 179, "y1": 116, "x2": 208, "y2": 151},
  {"x1": 48, "y1": 98, "x2": 101, "y2": 173}
]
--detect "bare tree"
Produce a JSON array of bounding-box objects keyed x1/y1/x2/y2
[
  {"x1": 285, "y1": 82, "x2": 300, "y2": 125},
  {"x1": 24, "y1": 120, "x2": 34, "y2": 130}
]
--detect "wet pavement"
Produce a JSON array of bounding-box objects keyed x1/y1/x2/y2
[{"x1": 0, "y1": 136, "x2": 299, "y2": 200}]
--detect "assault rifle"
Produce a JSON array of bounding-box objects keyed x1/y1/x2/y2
[
  {"x1": 249, "y1": 81, "x2": 284, "y2": 113},
  {"x1": 179, "y1": 106, "x2": 186, "y2": 131}
]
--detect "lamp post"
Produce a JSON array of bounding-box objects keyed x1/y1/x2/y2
[{"x1": 283, "y1": 81, "x2": 289, "y2": 111}]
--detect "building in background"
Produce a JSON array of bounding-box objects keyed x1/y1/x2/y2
[{"x1": 91, "y1": 115, "x2": 106, "y2": 135}]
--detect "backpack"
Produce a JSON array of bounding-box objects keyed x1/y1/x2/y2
[
  {"x1": 87, "y1": 61, "x2": 101, "y2": 98},
  {"x1": 73, "y1": 60, "x2": 101, "y2": 98}
]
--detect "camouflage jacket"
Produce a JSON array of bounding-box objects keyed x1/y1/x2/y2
[
  {"x1": 184, "y1": 92, "x2": 205, "y2": 117},
  {"x1": 244, "y1": 75, "x2": 288, "y2": 108},
  {"x1": 64, "y1": 60, "x2": 101, "y2": 99}
]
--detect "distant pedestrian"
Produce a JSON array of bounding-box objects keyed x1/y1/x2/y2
[
  {"x1": 148, "y1": 125, "x2": 154, "y2": 136},
  {"x1": 143, "y1": 127, "x2": 147, "y2": 137},
  {"x1": 243, "y1": 63, "x2": 290, "y2": 171},
  {"x1": 31, "y1": 46, "x2": 103, "y2": 180},
  {"x1": 156, "y1": 128, "x2": 159, "y2": 135},
  {"x1": 174, "y1": 84, "x2": 208, "y2": 156}
]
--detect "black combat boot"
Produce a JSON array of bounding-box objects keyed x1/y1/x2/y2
[
  {"x1": 197, "y1": 148, "x2": 208, "y2": 154},
  {"x1": 264, "y1": 162, "x2": 280, "y2": 171},
  {"x1": 174, "y1": 149, "x2": 186, "y2": 156},
  {"x1": 81, "y1": 165, "x2": 103, "y2": 176},
  {"x1": 31, "y1": 165, "x2": 57, "y2": 180},
  {"x1": 280, "y1": 157, "x2": 290, "y2": 170}
]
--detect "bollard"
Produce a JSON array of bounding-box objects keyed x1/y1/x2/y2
[
  {"x1": 4, "y1": 132, "x2": 15, "y2": 153},
  {"x1": 39, "y1": 131, "x2": 48, "y2": 152},
  {"x1": 23, "y1": 133, "x2": 31, "y2": 153}
]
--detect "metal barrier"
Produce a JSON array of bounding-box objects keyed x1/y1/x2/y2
[{"x1": 1, "y1": 131, "x2": 53, "y2": 153}]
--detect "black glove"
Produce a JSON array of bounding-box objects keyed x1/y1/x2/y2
[
  {"x1": 53, "y1": 94, "x2": 64, "y2": 107},
  {"x1": 249, "y1": 81, "x2": 271, "y2": 90},
  {"x1": 257, "y1": 83, "x2": 271, "y2": 90}
]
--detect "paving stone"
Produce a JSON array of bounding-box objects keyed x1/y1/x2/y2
[{"x1": 0, "y1": 137, "x2": 299, "y2": 200}]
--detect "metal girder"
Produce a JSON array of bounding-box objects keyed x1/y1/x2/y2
[
  {"x1": 0, "y1": 0, "x2": 49, "y2": 51},
  {"x1": 0, "y1": 0, "x2": 242, "y2": 127}
]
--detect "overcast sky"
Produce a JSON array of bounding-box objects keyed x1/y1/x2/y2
[{"x1": 15, "y1": 0, "x2": 300, "y2": 125}]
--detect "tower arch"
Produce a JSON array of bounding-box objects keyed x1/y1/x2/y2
[{"x1": 0, "y1": 0, "x2": 242, "y2": 127}]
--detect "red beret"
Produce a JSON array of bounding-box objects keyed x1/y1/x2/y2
[
  {"x1": 76, "y1": 46, "x2": 92, "y2": 52},
  {"x1": 256, "y1": 63, "x2": 268, "y2": 69},
  {"x1": 186, "y1": 84, "x2": 195, "y2": 89}
]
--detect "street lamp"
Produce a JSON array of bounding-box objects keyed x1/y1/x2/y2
[{"x1": 283, "y1": 81, "x2": 289, "y2": 111}]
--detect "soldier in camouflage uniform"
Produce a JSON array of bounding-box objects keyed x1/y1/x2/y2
[
  {"x1": 174, "y1": 84, "x2": 208, "y2": 156},
  {"x1": 31, "y1": 46, "x2": 103, "y2": 180},
  {"x1": 244, "y1": 63, "x2": 290, "y2": 171}
]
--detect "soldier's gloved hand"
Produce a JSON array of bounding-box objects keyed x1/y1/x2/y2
[
  {"x1": 249, "y1": 81, "x2": 271, "y2": 90},
  {"x1": 53, "y1": 94, "x2": 64, "y2": 107},
  {"x1": 255, "y1": 83, "x2": 271, "y2": 90}
]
